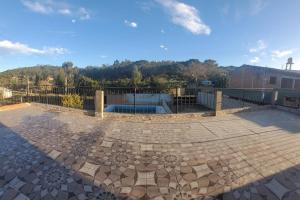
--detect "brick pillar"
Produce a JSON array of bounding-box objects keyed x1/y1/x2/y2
[
  {"x1": 95, "y1": 90, "x2": 104, "y2": 119},
  {"x1": 214, "y1": 90, "x2": 222, "y2": 116},
  {"x1": 271, "y1": 89, "x2": 278, "y2": 106}
]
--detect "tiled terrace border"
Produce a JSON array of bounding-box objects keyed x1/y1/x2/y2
[{"x1": 1, "y1": 104, "x2": 300, "y2": 199}]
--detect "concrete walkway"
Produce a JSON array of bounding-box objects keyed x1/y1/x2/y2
[{"x1": 1, "y1": 104, "x2": 300, "y2": 200}]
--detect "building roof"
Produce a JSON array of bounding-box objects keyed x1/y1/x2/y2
[{"x1": 232, "y1": 65, "x2": 300, "y2": 78}]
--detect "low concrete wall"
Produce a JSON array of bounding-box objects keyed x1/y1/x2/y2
[
  {"x1": 0, "y1": 87, "x2": 13, "y2": 99},
  {"x1": 103, "y1": 111, "x2": 215, "y2": 122},
  {"x1": 106, "y1": 94, "x2": 129, "y2": 105},
  {"x1": 275, "y1": 105, "x2": 300, "y2": 116},
  {"x1": 126, "y1": 93, "x2": 172, "y2": 104},
  {"x1": 197, "y1": 92, "x2": 215, "y2": 110},
  {"x1": 106, "y1": 93, "x2": 172, "y2": 105}
]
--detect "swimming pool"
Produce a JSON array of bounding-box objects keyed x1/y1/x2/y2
[{"x1": 105, "y1": 104, "x2": 167, "y2": 114}]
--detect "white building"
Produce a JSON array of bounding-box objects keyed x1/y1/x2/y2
[{"x1": 0, "y1": 87, "x2": 13, "y2": 99}]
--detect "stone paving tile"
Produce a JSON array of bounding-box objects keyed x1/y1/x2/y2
[
  {"x1": 1, "y1": 105, "x2": 300, "y2": 199},
  {"x1": 48, "y1": 149, "x2": 62, "y2": 160},
  {"x1": 79, "y1": 162, "x2": 100, "y2": 177}
]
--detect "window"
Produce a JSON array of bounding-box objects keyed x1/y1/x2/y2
[
  {"x1": 295, "y1": 80, "x2": 300, "y2": 89},
  {"x1": 269, "y1": 76, "x2": 277, "y2": 85},
  {"x1": 281, "y1": 78, "x2": 293, "y2": 89}
]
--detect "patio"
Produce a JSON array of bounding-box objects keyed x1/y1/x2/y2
[{"x1": 1, "y1": 104, "x2": 300, "y2": 200}]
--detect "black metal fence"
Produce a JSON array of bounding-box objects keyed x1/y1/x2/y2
[
  {"x1": 3, "y1": 85, "x2": 299, "y2": 114},
  {"x1": 103, "y1": 87, "x2": 213, "y2": 114},
  {"x1": 276, "y1": 89, "x2": 300, "y2": 108},
  {"x1": 221, "y1": 88, "x2": 273, "y2": 110},
  {"x1": 0, "y1": 85, "x2": 100, "y2": 110},
  {"x1": 104, "y1": 87, "x2": 168, "y2": 114},
  {"x1": 0, "y1": 85, "x2": 216, "y2": 114}
]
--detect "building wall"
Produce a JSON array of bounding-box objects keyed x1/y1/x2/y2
[
  {"x1": 0, "y1": 87, "x2": 13, "y2": 99},
  {"x1": 229, "y1": 67, "x2": 300, "y2": 89}
]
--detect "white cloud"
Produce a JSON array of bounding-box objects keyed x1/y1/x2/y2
[
  {"x1": 250, "y1": 56, "x2": 260, "y2": 64},
  {"x1": 221, "y1": 4, "x2": 230, "y2": 16},
  {"x1": 138, "y1": 1, "x2": 155, "y2": 12},
  {"x1": 272, "y1": 49, "x2": 295, "y2": 58},
  {"x1": 78, "y1": 7, "x2": 90, "y2": 20},
  {"x1": 21, "y1": 0, "x2": 53, "y2": 14},
  {"x1": 250, "y1": 0, "x2": 268, "y2": 15},
  {"x1": 58, "y1": 8, "x2": 71, "y2": 15},
  {"x1": 21, "y1": 0, "x2": 91, "y2": 20},
  {"x1": 0, "y1": 40, "x2": 68, "y2": 55},
  {"x1": 160, "y1": 44, "x2": 168, "y2": 51},
  {"x1": 249, "y1": 40, "x2": 267, "y2": 53},
  {"x1": 71, "y1": 19, "x2": 76, "y2": 23},
  {"x1": 124, "y1": 20, "x2": 138, "y2": 28},
  {"x1": 155, "y1": 0, "x2": 211, "y2": 35}
]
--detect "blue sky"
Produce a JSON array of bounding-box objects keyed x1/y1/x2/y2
[{"x1": 0, "y1": 0, "x2": 300, "y2": 71}]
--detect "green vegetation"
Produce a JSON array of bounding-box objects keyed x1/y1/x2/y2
[
  {"x1": 0, "y1": 90, "x2": 3, "y2": 100},
  {"x1": 0, "y1": 59, "x2": 229, "y2": 88},
  {"x1": 132, "y1": 66, "x2": 142, "y2": 87},
  {"x1": 62, "y1": 94, "x2": 83, "y2": 109}
]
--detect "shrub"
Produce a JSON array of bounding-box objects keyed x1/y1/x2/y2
[{"x1": 62, "y1": 94, "x2": 83, "y2": 109}]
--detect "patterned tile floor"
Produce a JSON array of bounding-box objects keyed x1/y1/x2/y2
[{"x1": 1, "y1": 105, "x2": 300, "y2": 200}]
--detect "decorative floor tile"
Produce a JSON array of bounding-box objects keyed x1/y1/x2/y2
[
  {"x1": 100, "y1": 140, "x2": 113, "y2": 148},
  {"x1": 159, "y1": 187, "x2": 169, "y2": 194},
  {"x1": 120, "y1": 187, "x2": 132, "y2": 194},
  {"x1": 136, "y1": 171, "x2": 156, "y2": 186},
  {"x1": 193, "y1": 164, "x2": 213, "y2": 178},
  {"x1": 71, "y1": 135, "x2": 80, "y2": 140},
  {"x1": 2, "y1": 105, "x2": 300, "y2": 200},
  {"x1": 48, "y1": 150, "x2": 61, "y2": 160},
  {"x1": 14, "y1": 193, "x2": 30, "y2": 200},
  {"x1": 79, "y1": 162, "x2": 100, "y2": 177},
  {"x1": 140, "y1": 144, "x2": 153, "y2": 151},
  {"x1": 265, "y1": 178, "x2": 290, "y2": 200},
  {"x1": 9, "y1": 177, "x2": 25, "y2": 190},
  {"x1": 142, "y1": 130, "x2": 151, "y2": 134},
  {"x1": 84, "y1": 185, "x2": 92, "y2": 192}
]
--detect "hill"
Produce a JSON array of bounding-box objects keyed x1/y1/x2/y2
[{"x1": 0, "y1": 59, "x2": 229, "y2": 88}]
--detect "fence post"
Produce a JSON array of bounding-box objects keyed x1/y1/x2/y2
[
  {"x1": 134, "y1": 87, "x2": 136, "y2": 114},
  {"x1": 176, "y1": 87, "x2": 179, "y2": 114},
  {"x1": 95, "y1": 90, "x2": 104, "y2": 119},
  {"x1": 214, "y1": 90, "x2": 222, "y2": 116},
  {"x1": 46, "y1": 86, "x2": 49, "y2": 105},
  {"x1": 271, "y1": 89, "x2": 278, "y2": 106},
  {"x1": 26, "y1": 79, "x2": 29, "y2": 102}
]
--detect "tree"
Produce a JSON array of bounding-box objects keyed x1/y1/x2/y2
[
  {"x1": 151, "y1": 76, "x2": 169, "y2": 88},
  {"x1": 62, "y1": 62, "x2": 76, "y2": 87},
  {"x1": 183, "y1": 63, "x2": 207, "y2": 84},
  {"x1": 62, "y1": 62, "x2": 74, "y2": 71},
  {"x1": 35, "y1": 74, "x2": 41, "y2": 86},
  {"x1": 131, "y1": 66, "x2": 142, "y2": 87},
  {"x1": 204, "y1": 59, "x2": 218, "y2": 67},
  {"x1": 77, "y1": 76, "x2": 99, "y2": 87},
  {"x1": 54, "y1": 70, "x2": 65, "y2": 86}
]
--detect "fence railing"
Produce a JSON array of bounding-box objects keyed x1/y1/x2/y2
[
  {"x1": 276, "y1": 89, "x2": 300, "y2": 109},
  {"x1": 1, "y1": 85, "x2": 218, "y2": 114},
  {"x1": 3, "y1": 85, "x2": 300, "y2": 114},
  {"x1": 104, "y1": 87, "x2": 169, "y2": 114},
  {"x1": 220, "y1": 88, "x2": 274, "y2": 110},
  {"x1": 0, "y1": 85, "x2": 100, "y2": 110}
]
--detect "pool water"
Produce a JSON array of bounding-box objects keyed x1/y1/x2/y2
[{"x1": 105, "y1": 104, "x2": 166, "y2": 114}]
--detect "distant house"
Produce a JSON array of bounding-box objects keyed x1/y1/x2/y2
[
  {"x1": 228, "y1": 65, "x2": 300, "y2": 89},
  {"x1": 46, "y1": 76, "x2": 54, "y2": 83},
  {"x1": 201, "y1": 80, "x2": 213, "y2": 86},
  {"x1": 0, "y1": 87, "x2": 12, "y2": 99}
]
